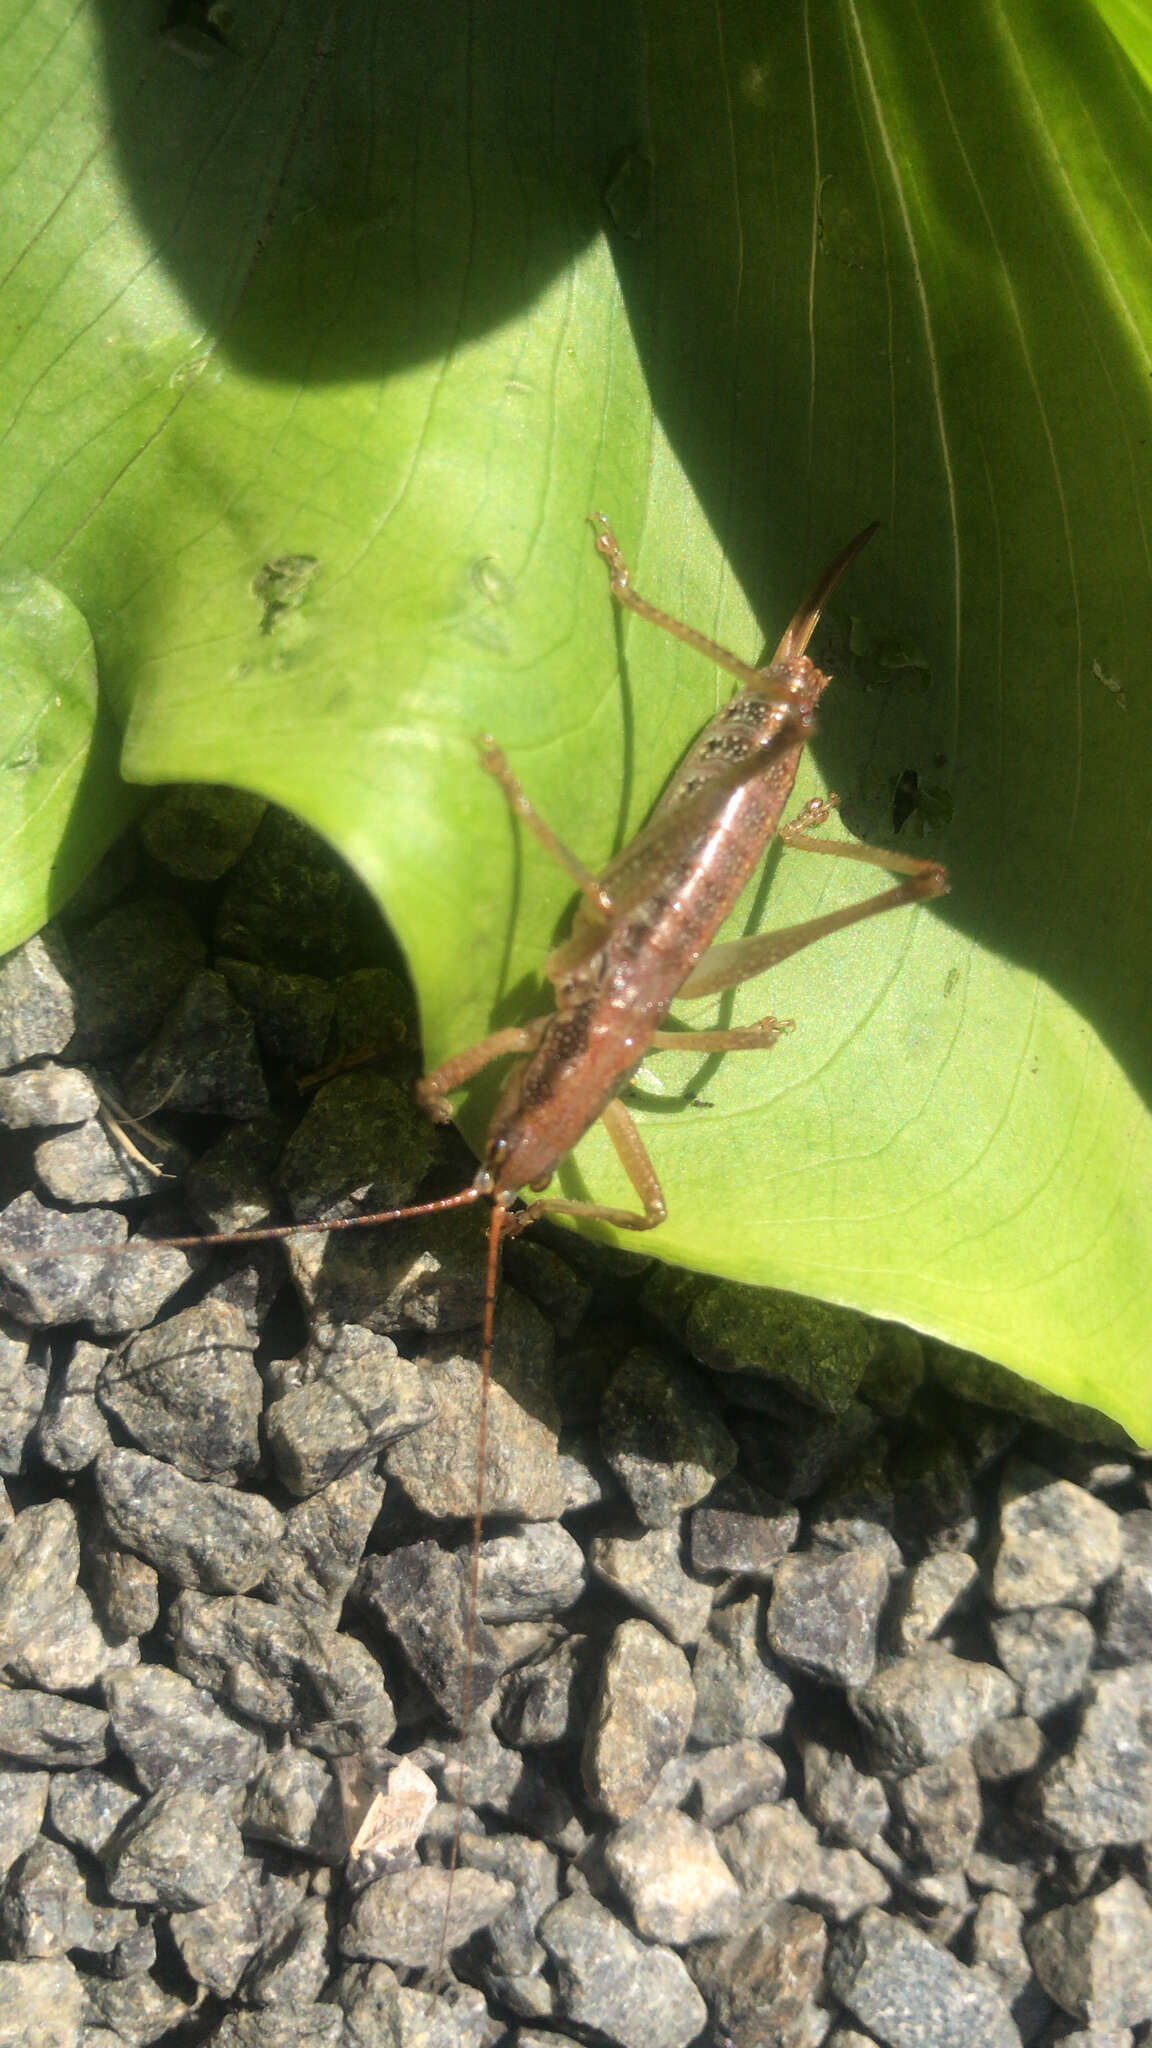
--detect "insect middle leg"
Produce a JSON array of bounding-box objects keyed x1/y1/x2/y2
[
  {"x1": 478, "y1": 737, "x2": 612, "y2": 918},
  {"x1": 648, "y1": 1017, "x2": 793, "y2": 1054},
  {"x1": 778, "y1": 795, "x2": 945, "y2": 881}
]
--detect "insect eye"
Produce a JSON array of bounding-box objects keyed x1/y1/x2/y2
[
  {"x1": 487, "y1": 1137, "x2": 510, "y2": 1169},
  {"x1": 529, "y1": 1173, "x2": 552, "y2": 1193}
]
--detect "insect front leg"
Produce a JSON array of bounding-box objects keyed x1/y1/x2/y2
[
  {"x1": 417, "y1": 1021, "x2": 549, "y2": 1124},
  {"x1": 589, "y1": 515, "x2": 770, "y2": 690},
  {"x1": 507, "y1": 1096, "x2": 667, "y2": 1236}
]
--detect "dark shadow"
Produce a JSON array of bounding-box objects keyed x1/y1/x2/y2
[
  {"x1": 94, "y1": 0, "x2": 644, "y2": 383},
  {"x1": 602, "y1": 1, "x2": 1152, "y2": 1115}
]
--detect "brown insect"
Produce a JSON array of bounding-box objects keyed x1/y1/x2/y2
[{"x1": 167, "y1": 515, "x2": 949, "y2": 1969}]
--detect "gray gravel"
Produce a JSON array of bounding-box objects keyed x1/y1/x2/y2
[{"x1": 0, "y1": 819, "x2": 1150, "y2": 2046}]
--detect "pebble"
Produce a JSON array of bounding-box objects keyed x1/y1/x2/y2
[
  {"x1": 213, "y1": 806, "x2": 363, "y2": 977},
  {"x1": 0, "y1": 1064, "x2": 97, "y2": 1129},
  {"x1": 889, "y1": 1746, "x2": 982, "y2": 1870},
  {"x1": 990, "y1": 1604, "x2": 1095, "y2": 1719},
  {"x1": 124, "y1": 966, "x2": 270, "y2": 1117},
  {"x1": 94, "y1": 1447, "x2": 285, "y2": 1593},
  {"x1": 1026, "y1": 1875, "x2": 1152, "y2": 2028},
  {"x1": 717, "y1": 1800, "x2": 889, "y2": 1921},
  {"x1": 276, "y1": 1070, "x2": 436, "y2": 1223},
  {"x1": 655, "y1": 1267, "x2": 873, "y2": 1414},
  {"x1": 103, "y1": 1665, "x2": 262, "y2": 1791},
  {"x1": 241, "y1": 1744, "x2": 340, "y2": 1860},
  {"x1": 0, "y1": 1500, "x2": 79, "y2": 1665},
  {"x1": 0, "y1": 1958, "x2": 84, "y2": 2047},
  {"x1": 0, "y1": 1771, "x2": 49, "y2": 1881},
  {"x1": 140, "y1": 785, "x2": 266, "y2": 881},
  {"x1": 85, "y1": 1524, "x2": 159, "y2": 1640},
  {"x1": 689, "y1": 1473, "x2": 800, "y2": 1578},
  {"x1": 888, "y1": 1429, "x2": 976, "y2": 1548},
  {"x1": 0, "y1": 1835, "x2": 95, "y2": 1958},
  {"x1": 242, "y1": 1892, "x2": 330, "y2": 2007},
  {"x1": 691, "y1": 1902, "x2": 828, "y2": 2048},
  {"x1": 0, "y1": 1317, "x2": 49, "y2": 1473},
  {"x1": 970, "y1": 1889, "x2": 1032, "y2": 2002},
  {"x1": 34, "y1": 1115, "x2": 160, "y2": 1203},
  {"x1": 801, "y1": 1740, "x2": 889, "y2": 1849},
  {"x1": 599, "y1": 1349, "x2": 737, "y2": 1528},
  {"x1": 211, "y1": 2007, "x2": 343, "y2": 2047},
  {"x1": 767, "y1": 1546, "x2": 889, "y2": 1687},
  {"x1": 0, "y1": 1193, "x2": 190, "y2": 1335},
  {"x1": 604, "y1": 1807, "x2": 742, "y2": 1943},
  {"x1": 6, "y1": 1586, "x2": 136, "y2": 1695},
  {"x1": 217, "y1": 958, "x2": 335, "y2": 1074},
  {"x1": 692, "y1": 1594, "x2": 793, "y2": 1745},
  {"x1": 260, "y1": 1465, "x2": 385, "y2": 1622},
  {"x1": 104, "y1": 1779, "x2": 245, "y2": 1909},
  {"x1": 689, "y1": 1738, "x2": 787, "y2": 1829},
  {"x1": 0, "y1": 1691, "x2": 109, "y2": 1768},
  {"x1": 286, "y1": 1202, "x2": 490, "y2": 1340},
  {"x1": 458, "y1": 1830, "x2": 559, "y2": 2004},
  {"x1": 828, "y1": 1906, "x2": 1022, "y2": 2048},
  {"x1": 477, "y1": 1521, "x2": 587, "y2": 1623},
  {"x1": 170, "y1": 1590, "x2": 396, "y2": 1746},
  {"x1": 183, "y1": 1113, "x2": 283, "y2": 1235},
  {"x1": 264, "y1": 1324, "x2": 433, "y2": 1497},
  {"x1": 1054, "y1": 2032, "x2": 1135, "y2": 2048},
  {"x1": 0, "y1": 934, "x2": 75, "y2": 1070},
  {"x1": 98, "y1": 1298, "x2": 263, "y2": 1482},
  {"x1": 495, "y1": 1633, "x2": 597, "y2": 1750},
  {"x1": 851, "y1": 1646, "x2": 1018, "y2": 1770},
  {"x1": 384, "y1": 1311, "x2": 565, "y2": 1522},
  {"x1": 970, "y1": 1714, "x2": 1045, "y2": 1782},
  {"x1": 46, "y1": 1771, "x2": 141, "y2": 1860},
  {"x1": 540, "y1": 1891, "x2": 707, "y2": 2048},
  {"x1": 1028, "y1": 1664, "x2": 1152, "y2": 1848},
  {"x1": 64, "y1": 897, "x2": 205, "y2": 1060},
  {"x1": 1097, "y1": 1508, "x2": 1152, "y2": 1663},
  {"x1": 357, "y1": 1542, "x2": 501, "y2": 1729},
  {"x1": 341, "y1": 1865, "x2": 514, "y2": 1969},
  {"x1": 588, "y1": 1518, "x2": 712, "y2": 1644},
  {"x1": 335, "y1": 1962, "x2": 487, "y2": 2048},
  {"x1": 991, "y1": 1464, "x2": 1124, "y2": 1610},
  {"x1": 894, "y1": 1549, "x2": 979, "y2": 1652},
  {"x1": 581, "y1": 1620, "x2": 695, "y2": 1820},
  {"x1": 169, "y1": 1858, "x2": 300, "y2": 1999},
  {"x1": 34, "y1": 1338, "x2": 113, "y2": 1472}
]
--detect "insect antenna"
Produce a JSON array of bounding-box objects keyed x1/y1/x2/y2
[
  {"x1": 157, "y1": 1184, "x2": 482, "y2": 1250},
  {"x1": 433, "y1": 1191, "x2": 507, "y2": 1987},
  {"x1": 157, "y1": 1177, "x2": 507, "y2": 1989}
]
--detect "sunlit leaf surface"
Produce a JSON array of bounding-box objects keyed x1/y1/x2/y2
[{"x1": 0, "y1": 0, "x2": 1149, "y2": 1436}]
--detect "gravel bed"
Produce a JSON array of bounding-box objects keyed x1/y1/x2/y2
[{"x1": 0, "y1": 791, "x2": 1150, "y2": 2048}]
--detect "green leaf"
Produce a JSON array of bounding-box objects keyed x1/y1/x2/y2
[
  {"x1": 0, "y1": 571, "x2": 128, "y2": 942},
  {"x1": 1, "y1": 0, "x2": 1150, "y2": 1438}
]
